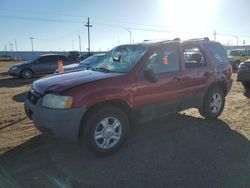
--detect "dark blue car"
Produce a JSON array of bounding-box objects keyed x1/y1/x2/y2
[{"x1": 9, "y1": 54, "x2": 76, "y2": 79}]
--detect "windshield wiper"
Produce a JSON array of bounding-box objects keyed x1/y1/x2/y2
[{"x1": 94, "y1": 67, "x2": 112, "y2": 73}]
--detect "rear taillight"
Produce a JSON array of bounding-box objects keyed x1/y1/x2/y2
[{"x1": 227, "y1": 65, "x2": 233, "y2": 78}]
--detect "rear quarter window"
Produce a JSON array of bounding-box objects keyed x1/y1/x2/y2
[{"x1": 205, "y1": 43, "x2": 229, "y2": 64}]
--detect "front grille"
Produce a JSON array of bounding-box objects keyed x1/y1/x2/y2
[{"x1": 27, "y1": 89, "x2": 41, "y2": 105}]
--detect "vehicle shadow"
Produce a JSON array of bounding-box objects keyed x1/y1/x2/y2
[
  {"x1": 12, "y1": 92, "x2": 28, "y2": 103},
  {"x1": 0, "y1": 113, "x2": 250, "y2": 188},
  {"x1": 0, "y1": 77, "x2": 37, "y2": 88}
]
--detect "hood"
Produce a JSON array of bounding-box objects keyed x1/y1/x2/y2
[
  {"x1": 10, "y1": 61, "x2": 32, "y2": 68},
  {"x1": 63, "y1": 63, "x2": 79, "y2": 70},
  {"x1": 32, "y1": 70, "x2": 124, "y2": 95},
  {"x1": 10, "y1": 63, "x2": 26, "y2": 68}
]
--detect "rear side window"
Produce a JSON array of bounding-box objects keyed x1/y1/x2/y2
[
  {"x1": 206, "y1": 43, "x2": 229, "y2": 64},
  {"x1": 183, "y1": 47, "x2": 206, "y2": 68},
  {"x1": 50, "y1": 56, "x2": 61, "y2": 62}
]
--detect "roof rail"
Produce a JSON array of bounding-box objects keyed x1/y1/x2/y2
[
  {"x1": 185, "y1": 37, "x2": 209, "y2": 41},
  {"x1": 173, "y1": 37, "x2": 181, "y2": 41},
  {"x1": 143, "y1": 38, "x2": 181, "y2": 43}
]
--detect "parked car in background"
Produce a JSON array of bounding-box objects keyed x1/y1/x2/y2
[
  {"x1": 228, "y1": 49, "x2": 250, "y2": 71},
  {"x1": 54, "y1": 54, "x2": 105, "y2": 74},
  {"x1": 237, "y1": 59, "x2": 250, "y2": 90},
  {"x1": 9, "y1": 54, "x2": 77, "y2": 79},
  {"x1": 79, "y1": 52, "x2": 94, "y2": 61},
  {"x1": 68, "y1": 51, "x2": 80, "y2": 61},
  {"x1": 25, "y1": 38, "x2": 232, "y2": 154},
  {"x1": 0, "y1": 55, "x2": 17, "y2": 61}
]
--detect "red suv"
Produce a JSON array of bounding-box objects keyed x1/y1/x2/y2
[{"x1": 25, "y1": 38, "x2": 233, "y2": 154}]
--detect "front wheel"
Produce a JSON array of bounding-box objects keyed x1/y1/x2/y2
[
  {"x1": 21, "y1": 69, "x2": 33, "y2": 79},
  {"x1": 81, "y1": 106, "x2": 129, "y2": 155},
  {"x1": 199, "y1": 87, "x2": 225, "y2": 119}
]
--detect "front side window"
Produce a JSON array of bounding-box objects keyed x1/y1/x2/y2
[
  {"x1": 144, "y1": 46, "x2": 180, "y2": 74},
  {"x1": 92, "y1": 44, "x2": 150, "y2": 73},
  {"x1": 184, "y1": 47, "x2": 206, "y2": 68},
  {"x1": 38, "y1": 56, "x2": 50, "y2": 63}
]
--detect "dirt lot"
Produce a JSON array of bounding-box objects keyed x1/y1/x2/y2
[{"x1": 0, "y1": 61, "x2": 250, "y2": 188}]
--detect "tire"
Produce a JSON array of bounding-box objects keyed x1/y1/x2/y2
[
  {"x1": 242, "y1": 81, "x2": 250, "y2": 90},
  {"x1": 80, "y1": 106, "x2": 129, "y2": 155},
  {"x1": 199, "y1": 87, "x2": 225, "y2": 119},
  {"x1": 21, "y1": 69, "x2": 33, "y2": 79}
]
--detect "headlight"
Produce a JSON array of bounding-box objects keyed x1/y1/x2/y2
[
  {"x1": 42, "y1": 94, "x2": 73, "y2": 109},
  {"x1": 10, "y1": 66, "x2": 18, "y2": 70}
]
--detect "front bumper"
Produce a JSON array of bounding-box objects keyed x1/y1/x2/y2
[
  {"x1": 24, "y1": 98, "x2": 86, "y2": 141},
  {"x1": 8, "y1": 69, "x2": 21, "y2": 77}
]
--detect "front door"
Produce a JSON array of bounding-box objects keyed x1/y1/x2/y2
[{"x1": 134, "y1": 44, "x2": 185, "y2": 120}]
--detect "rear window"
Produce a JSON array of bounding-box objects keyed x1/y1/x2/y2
[{"x1": 206, "y1": 43, "x2": 229, "y2": 64}]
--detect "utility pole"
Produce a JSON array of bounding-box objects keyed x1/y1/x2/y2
[
  {"x1": 30, "y1": 37, "x2": 35, "y2": 58},
  {"x1": 124, "y1": 28, "x2": 132, "y2": 44},
  {"x1": 14, "y1": 39, "x2": 17, "y2": 51},
  {"x1": 9, "y1": 42, "x2": 14, "y2": 51},
  {"x1": 213, "y1": 30, "x2": 217, "y2": 41},
  {"x1": 85, "y1": 17, "x2": 93, "y2": 53},
  {"x1": 72, "y1": 39, "x2": 74, "y2": 50},
  {"x1": 30, "y1": 37, "x2": 35, "y2": 52},
  {"x1": 78, "y1": 34, "x2": 82, "y2": 53}
]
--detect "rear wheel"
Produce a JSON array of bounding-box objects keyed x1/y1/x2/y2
[
  {"x1": 80, "y1": 106, "x2": 129, "y2": 155},
  {"x1": 199, "y1": 87, "x2": 225, "y2": 119},
  {"x1": 242, "y1": 81, "x2": 250, "y2": 90},
  {"x1": 21, "y1": 69, "x2": 33, "y2": 79}
]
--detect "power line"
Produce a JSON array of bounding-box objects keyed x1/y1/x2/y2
[
  {"x1": 1, "y1": 8, "x2": 174, "y2": 30},
  {"x1": 93, "y1": 22, "x2": 172, "y2": 33},
  {"x1": 0, "y1": 15, "x2": 81, "y2": 23},
  {"x1": 1, "y1": 14, "x2": 250, "y2": 40}
]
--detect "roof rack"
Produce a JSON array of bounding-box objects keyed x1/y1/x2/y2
[
  {"x1": 185, "y1": 37, "x2": 209, "y2": 41},
  {"x1": 143, "y1": 38, "x2": 181, "y2": 43}
]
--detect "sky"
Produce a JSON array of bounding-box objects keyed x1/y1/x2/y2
[{"x1": 1, "y1": 0, "x2": 250, "y2": 51}]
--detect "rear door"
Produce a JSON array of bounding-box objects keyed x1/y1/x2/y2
[
  {"x1": 180, "y1": 43, "x2": 214, "y2": 108},
  {"x1": 134, "y1": 44, "x2": 185, "y2": 120}
]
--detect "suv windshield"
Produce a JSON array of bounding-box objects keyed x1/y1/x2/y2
[
  {"x1": 79, "y1": 55, "x2": 99, "y2": 66},
  {"x1": 92, "y1": 44, "x2": 150, "y2": 73}
]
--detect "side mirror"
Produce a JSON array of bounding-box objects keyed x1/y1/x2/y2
[{"x1": 144, "y1": 69, "x2": 159, "y2": 82}]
